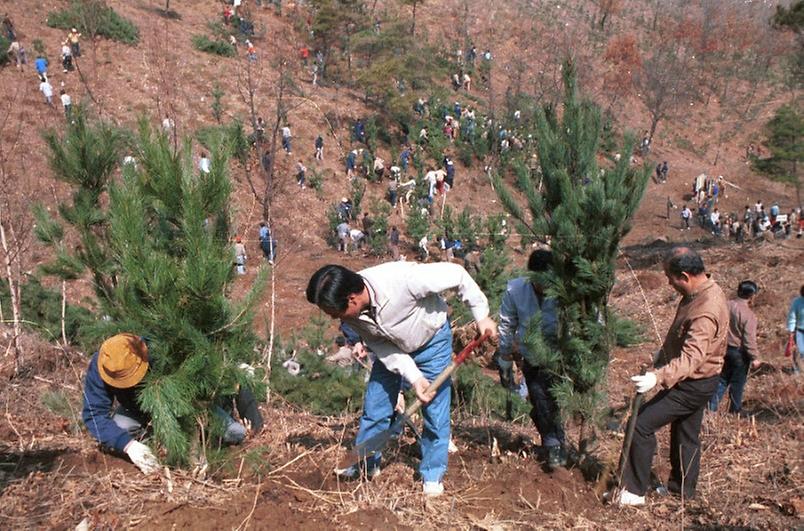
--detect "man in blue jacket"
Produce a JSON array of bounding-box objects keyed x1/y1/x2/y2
[
  {"x1": 496, "y1": 249, "x2": 567, "y2": 470},
  {"x1": 35, "y1": 55, "x2": 48, "y2": 81},
  {"x1": 82, "y1": 333, "x2": 262, "y2": 474}
]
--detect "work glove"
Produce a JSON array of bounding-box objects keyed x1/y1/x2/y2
[
  {"x1": 495, "y1": 352, "x2": 516, "y2": 390},
  {"x1": 124, "y1": 440, "x2": 160, "y2": 475},
  {"x1": 631, "y1": 372, "x2": 657, "y2": 394},
  {"x1": 238, "y1": 363, "x2": 256, "y2": 377}
]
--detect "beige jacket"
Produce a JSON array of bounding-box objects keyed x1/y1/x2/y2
[
  {"x1": 343, "y1": 261, "x2": 489, "y2": 384},
  {"x1": 654, "y1": 277, "x2": 729, "y2": 389}
]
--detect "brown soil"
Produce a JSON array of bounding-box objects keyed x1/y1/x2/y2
[{"x1": 1, "y1": 0, "x2": 802, "y2": 529}]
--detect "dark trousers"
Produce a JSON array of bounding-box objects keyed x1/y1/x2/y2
[
  {"x1": 623, "y1": 375, "x2": 718, "y2": 497},
  {"x1": 708, "y1": 346, "x2": 750, "y2": 414},
  {"x1": 522, "y1": 362, "x2": 564, "y2": 448}
]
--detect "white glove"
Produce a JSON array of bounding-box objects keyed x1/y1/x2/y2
[
  {"x1": 238, "y1": 363, "x2": 255, "y2": 377},
  {"x1": 631, "y1": 372, "x2": 657, "y2": 394},
  {"x1": 125, "y1": 440, "x2": 160, "y2": 475}
]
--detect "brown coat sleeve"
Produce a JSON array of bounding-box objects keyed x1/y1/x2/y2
[
  {"x1": 656, "y1": 315, "x2": 719, "y2": 389},
  {"x1": 741, "y1": 310, "x2": 759, "y2": 359}
]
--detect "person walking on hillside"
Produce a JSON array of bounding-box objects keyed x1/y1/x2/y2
[
  {"x1": 7, "y1": 40, "x2": 24, "y2": 69},
  {"x1": 346, "y1": 149, "x2": 357, "y2": 179},
  {"x1": 496, "y1": 250, "x2": 568, "y2": 471},
  {"x1": 619, "y1": 247, "x2": 728, "y2": 506},
  {"x1": 708, "y1": 281, "x2": 761, "y2": 414},
  {"x1": 296, "y1": 160, "x2": 306, "y2": 189},
  {"x1": 60, "y1": 89, "x2": 72, "y2": 121},
  {"x1": 787, "y1": 285, "x2": 804, "y2": 374},
  {"x1": 337, "y1": 221, "x2": 351, "y2": 254},
  {"x1": 314, "y1": 135, "x2": 324, "y2": 160},
  {"x1": 61, "y1": 41, "x2": 73, "y2": 72},
  {"x1": 281, "y1": 124, "x2": 292, "y2": 155},
  {"x1": 81, "y1": 334, "x2": 262, "y2": 474},
  {"x1": 35, "y1": 55, "x2": 48, "y2": 81},
  {"x1": 680, "y1": 204, "x2": 691, "y2": 231},
  {"x1": 389, "y1": 225, "x2": 400, "y2": 261},
  {"x1": 39, "y1": 78, "x2": 54, "y2": 106},
  {"x1": 305, "y1": 263, "x2": 497, "y2": 496},
  {"x1": 258, "y1": 222, "x2": 277, "y2": 264},
  {"x1": 234, "y1": 237, "x2": 247, "y2": 275},
  {"x1": 67, "y1": 28, "x2": 82, "y2": 57}
]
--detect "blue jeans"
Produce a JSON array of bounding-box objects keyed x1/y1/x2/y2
[
  {"x1": 708, "y1": 346, "x2": 749, "y2": 413},
  {"x1": 793, "y1": 329, "x2": 804, "y2": 373},
  {"x1": 355, "y1": 322, "x2": 452, "y2": 483}
]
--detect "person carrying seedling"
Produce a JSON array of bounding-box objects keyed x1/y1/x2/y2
[
  {"x1": 618, "y1": 247, "x2": 728, "y2": 506},
  {"x1": 496, "y1": 249, "x2": 568, "y2": 471},
  {"x1": 81, "y1": 334, "x2": 263, "y2": 474},
  {"x1": 305, "y1": 263, "x2": 497, "y2": 496}
]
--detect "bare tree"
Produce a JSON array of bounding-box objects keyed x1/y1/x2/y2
[
  {"x1": 0, "y1": 82, "x2": 35, "y2": 374},
  {"x1": 633, "y1": 35, "x2": 698, "y2": 142}
]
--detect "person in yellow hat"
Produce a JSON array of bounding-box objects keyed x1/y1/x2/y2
[{"x1": 81, "y1": 333, "x2": 263, "y2": 474}]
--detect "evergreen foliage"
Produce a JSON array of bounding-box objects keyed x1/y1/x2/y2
[
  {"x1": 192, "y1": 34, "x2": 236, "y2": 57},
  {"x1": 751, "y1": 104, "x2": 802, "y2": 206},
  {"x1": 492, "y1": 59, "x2": 650, "y2": 429},
  {"x1": 47, "y1": 0, "x2": 139, "y2": 45},
  {"x1": 271, "y1": 348, "x2": 366, "y2": 415},
  {"x1": 367, "y1": 201, "x2": 390, "y2": 256},
  {"x1": 0, "y1": 34, "x2": 9, "y2": 65},
  {"x1": 211, "y1": 84, "x2": 225, "y2": 123},
  {"x1": 405, "y1": 202, "x2": 430, "y2": 242},
  {"x1": 0, "y1": 276, "x2": 94, "y2": 347},
  {"x1": 36, "y1": 116, "x2": 265, "y2": 464},
  {"x1": 453, "y1": 364, "x2": 530, "y2": 423}
]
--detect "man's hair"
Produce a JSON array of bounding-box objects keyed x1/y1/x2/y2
[
  {"x1": 306, "y1": 265, "x2": 365, "y2": 311},
  {"x1": 527, "y1": 249, "x2": 553, "y2": 272},
  {"x1": 737, "y1": 280, "x2": 758, "y2": 299},
  {"x1": 800, "y1": 284, "x2": 804, "y2": 298},
  {"x1": 664, "y1": 247, "x2": 705, "y2": 277}
]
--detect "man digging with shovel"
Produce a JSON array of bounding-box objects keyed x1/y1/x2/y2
[{"x1": 306, "y1": 263, "x2": 497, "y2": 496}]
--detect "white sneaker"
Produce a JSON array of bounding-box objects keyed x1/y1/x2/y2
[
  {"x1": 423, "y1": 481, "x2": 444, "y2": 497},
  {"x1": 617, "y1": 489, "x2": 645, "y2": 506}
]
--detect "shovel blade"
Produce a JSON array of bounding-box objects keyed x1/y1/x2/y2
[{"x1": 337, "y1": 416, "x2": 405, "y2": 470}]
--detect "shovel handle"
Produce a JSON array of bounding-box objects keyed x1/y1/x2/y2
[{"x1": 402, "y1": 331, "x2": 491, "y2": 419}]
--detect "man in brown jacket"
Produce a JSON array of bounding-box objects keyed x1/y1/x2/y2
[
  {"x1": 619, "y1": 247, "x2": 728, "y2": 506},
  {"x1": 708, "y1": 280, "x2": 761, "y2": 414}
]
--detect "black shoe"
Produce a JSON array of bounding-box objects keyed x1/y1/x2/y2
[
  {"x1": 667, "y1": 479, "x2": 696, "y2": 499},
  {"x1": 546, "y1": 446, "x2": 568, "y2": 471}
]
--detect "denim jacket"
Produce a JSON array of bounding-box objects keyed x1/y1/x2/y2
[{"x1": 498, "y1": 277, "x2": 558, "y2": 359}]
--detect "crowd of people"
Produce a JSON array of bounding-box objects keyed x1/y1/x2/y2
[{"x1": 3, "y1": 14, "x2": 78, "y2": 122}]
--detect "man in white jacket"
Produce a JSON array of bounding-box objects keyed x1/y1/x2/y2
[{"x1": 306, "y1": 263, "x2": 497, "y2": 496}]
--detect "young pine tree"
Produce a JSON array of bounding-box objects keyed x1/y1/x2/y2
[
  {"x1": 37, "y1": 116, "x2": 265, "y2": 464},
  {"x1": 492, "y1": 59, "x2": 650, "y2": 436}
]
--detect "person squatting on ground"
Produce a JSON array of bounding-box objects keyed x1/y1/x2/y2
[
  {"x1": 305, "y1": 263, "x2": 498, "y2": 496},
  {"x1": 787, "y1": 285, "x2": 804, "y2": 374},
  {"x1": 496, "y1": 250, "x2": 568, "y2": 471},
  {"x1": 81, "y1": 334, "x2": 262, "y2": 474},
  {"x1": 619, "y1": 247, "x2": 728, "y2": 506},
  {"x1": 708, "y1": 281, "x2": 761, "y2": 414}
]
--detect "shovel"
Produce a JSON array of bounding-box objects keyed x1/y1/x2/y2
[{"x1": 337, "y1": 331, "x2": 491, "y2": 470}]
